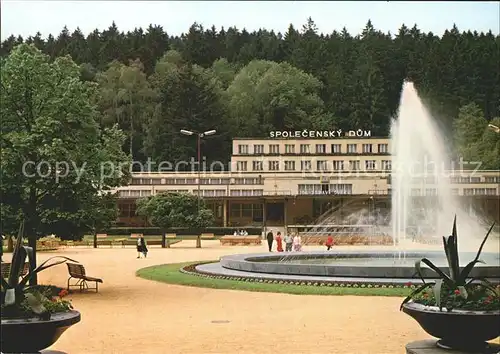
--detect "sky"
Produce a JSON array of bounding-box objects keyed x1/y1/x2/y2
[{"x1": 1, "y1": 1, "x2": 499, "y2": 40}]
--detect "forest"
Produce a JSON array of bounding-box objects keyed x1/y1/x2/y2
[{"x1": 2, "y1": 18, "x2": 499, "y2": 169}]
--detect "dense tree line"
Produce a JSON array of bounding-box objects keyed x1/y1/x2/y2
[{"x1": 2, "y1": 18, "x2": 499, "y2": 168}]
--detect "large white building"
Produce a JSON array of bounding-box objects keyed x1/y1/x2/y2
[{"x1": 114, "y1": 136, "x2": 500, "y2": 229}]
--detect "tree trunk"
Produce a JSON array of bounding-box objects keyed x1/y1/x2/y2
[
  {"x1": 161, "y1": 228, "x2": 166, "y2": 248},
  {"x1": 7, "y1": 235, "x2": 13, "y2": 252},
  {"x1": 26, "y1": 187, "x2": 38, "y2": 285}
]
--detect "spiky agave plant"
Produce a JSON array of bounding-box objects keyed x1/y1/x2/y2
[
  {"x1": 1, "y1": 221, "x2": 77, "y2": 319},
  {"x1": 400, "y1": 216, "x2": 498, "y2": 311}
]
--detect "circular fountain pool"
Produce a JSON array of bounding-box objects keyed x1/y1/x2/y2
[{"x1": 193, "y1": 250, "x2": 500, "y2": 285}]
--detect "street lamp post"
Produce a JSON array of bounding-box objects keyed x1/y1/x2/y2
[{"x1": 180, "y1": 129, "x2": 217, "y2": 248}]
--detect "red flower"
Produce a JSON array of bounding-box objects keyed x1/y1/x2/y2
[
  {"x1": 406, "y1": 282, "x2": 412, "y2": 287},
  {"x1": 58, "y1": 289, "x2": 68, "y2": 298},
  {"x1": 454, "y1": 289, "x2": 461, "y2": 295}
]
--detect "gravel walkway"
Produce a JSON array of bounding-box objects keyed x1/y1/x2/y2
[{"x1": 5, "y1": 241, "x2": 453, "y2": 353}]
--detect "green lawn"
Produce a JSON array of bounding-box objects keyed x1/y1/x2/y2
[{"x1": 136, "y1": 261, "x2": 411, "y2": 297}]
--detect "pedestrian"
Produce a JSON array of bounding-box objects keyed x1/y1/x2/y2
[
  {"x1": 266, "y1": 230, "x2": 274, "y2": 252},
  {"x1": 325, "y1": 234, "x2": 334, "y2": 251},
  {"x1": 293, "y1": 233, "x2": 302, "y2": 252},
  {"x1": 137, "y1": 235, "x2": 148, "y2": 258},
  {"x1": 140, "y1": 236, "x2": 148, "y2": 258},
  {"x1": 284, "y1": 233, "x2": 293, "y2": 252},
  {"x1": 276, "y1": 231, "x2": 284, "y2": 252}
]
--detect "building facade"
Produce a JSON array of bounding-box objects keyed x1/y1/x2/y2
[{"x1": 114, "y1": 137, "x2": 500, "y2": 228}]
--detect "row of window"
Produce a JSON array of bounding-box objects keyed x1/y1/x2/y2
[
  {"x1": 130, "y1": 177, "x2": 263, "y2": 185},
  {"x1": 236, "y1": 160, "x2": 392, "y2": 171},
  {"x1": 238, "y1": 143, "x2": 389, "y2": 155},
  {"x1": 463, "y1": 188, "x2": 498, "y2": 196},
  {"x1": 297, "y1": 184, "x2": 353, "y2": 195},
  {"x1": 409, "y1": 188, "x2": 497, "y2": 196},
  {"x1": 130, "y1": 175, "x2": 498, "y2": 185}
]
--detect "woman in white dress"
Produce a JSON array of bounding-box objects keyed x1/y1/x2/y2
[{"x1": 293, "y1": 233, "x2": 302, "y2": 252}]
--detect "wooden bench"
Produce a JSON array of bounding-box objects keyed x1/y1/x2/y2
[
  {"x1": 1, "y1": 262, "x2": 29, "y2": 279},
  {"x1": 220, "y1": 235, "x2": 261, "y2": 246},
  {"x1": 66, "y1": 263, "x2": 103, "y2": 293},
  {"x1": 166, "y1": 233, "x2": 177, "y2": 239},
  {"x1": 200, "y1": 233, "x2": 215, "y2": 240}
]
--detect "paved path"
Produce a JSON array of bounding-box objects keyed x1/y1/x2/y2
[{"x1": 5, "y1": 241, "x2": 483, "y2": 353}]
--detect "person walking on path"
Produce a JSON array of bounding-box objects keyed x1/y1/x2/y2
[
  {"x1": 293, "y1": 233, "x2": 302, "y2": 252},
  {"x1": 266, "y1": 230, "x2": 274, "y2": 252},
  {"x1": 284, "y1": 233, "x2": 293, "y2": 252},
  {"x1": 275, "y1": 232, "x2": 284, "y2": 252},
  {"x1": 325, "y1": 234, "x2": 334, "y2": 251},
  {"x1": 137, "y1": 235, "x2": 148, "y2": 258}
]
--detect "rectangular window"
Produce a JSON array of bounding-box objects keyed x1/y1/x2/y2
[
  {"x1": 330, "y1": 184, "x2": 353, "y2": 195},
  {"x1": 301, "y1": 160, "x2": 311, "y2": 171},
  {"x1": 300, "y1": 144, "x2": 311, "y2": 154},
  {"x1": 236, "y1": 161, "x2": 247, "y2": 171},
  {"x1": 365, "y1": 160, "x2": 376, "y2": 170},
  {"x1": 316, "y1": 144, "x2": 326, "y2": 153},
  {"x1": 347, "y1": 144, "x2": 357, "y2": 153},
  {"x1": 381, "y1": 160, "x2": 391, "y2": 170},
  {"x1": 242, "y1": 203, "x2": 252, "y2": 217},
  {"x1": 285, "y1": 144, "x2": 295, "y2": 154},
  {"x1": 378, "y1": 144, "x2": 388, "y2": 153},
  {"x1": 331, "y1": 144, "x2": 342, "y2": 153},
  {"x1": 362, "y1": 144, "x2": 372, "y2": 153},
  {"x1": 253, "y1": 144, "x2": 264, "y2": 154},
  {"x1": 252, "y1": 161, "x2": 263, "y2": 171},
  {"x1": 349, "y1": 160, "x2": 360, "y2": 171},
  {"x1": 284, "y1": 161, "x2": 295, "y2": 171},
  {"x1": 332, "y1": 161, "x2": 344, "y2": 170},
  {"x1": 317, "y1": 160, "x2": 328, "y2": 171},
  {"x1": 269, "y1": 144, "x2": 280, "y2": 154},
  {"x1": 238, "y1": 145, "x2": 249, "y2": 154},
  {"x1": 269, "y1": 161, "x2": 280, "y2": 171},
  {"x1": 230, "y1": 203, "x2": 241, "y2": 217}
]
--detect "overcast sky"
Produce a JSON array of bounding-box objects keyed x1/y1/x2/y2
[{"x1": 1, "y1": 1, "x2": 499, "y2": 40}]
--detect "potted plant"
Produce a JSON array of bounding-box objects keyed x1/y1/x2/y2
[
  {"x1": 1, "y1": 223, "x2": 81, "y2": 353},
  {"x1": 400, "y1": 217, "x2": 500, "y2": 351}
]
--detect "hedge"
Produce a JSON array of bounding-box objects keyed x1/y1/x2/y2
[{"x1": 102, "y1": 227, "x2": 263, "y2": 236}]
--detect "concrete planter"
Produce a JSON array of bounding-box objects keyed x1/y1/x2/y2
[
  {"x1": 1, "y1": 310, "x2": 81, "y2": 353},
  {"x1": 402, "y1": 302, "x2": 500, "y2": 351}
]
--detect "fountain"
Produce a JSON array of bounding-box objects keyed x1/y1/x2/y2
[
  {"x1": 391, "y1": 81, "x2": 488, "y2": 253},
  {"x1": 191, "y1": 82, "x2": 499, "y2": 285}
]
